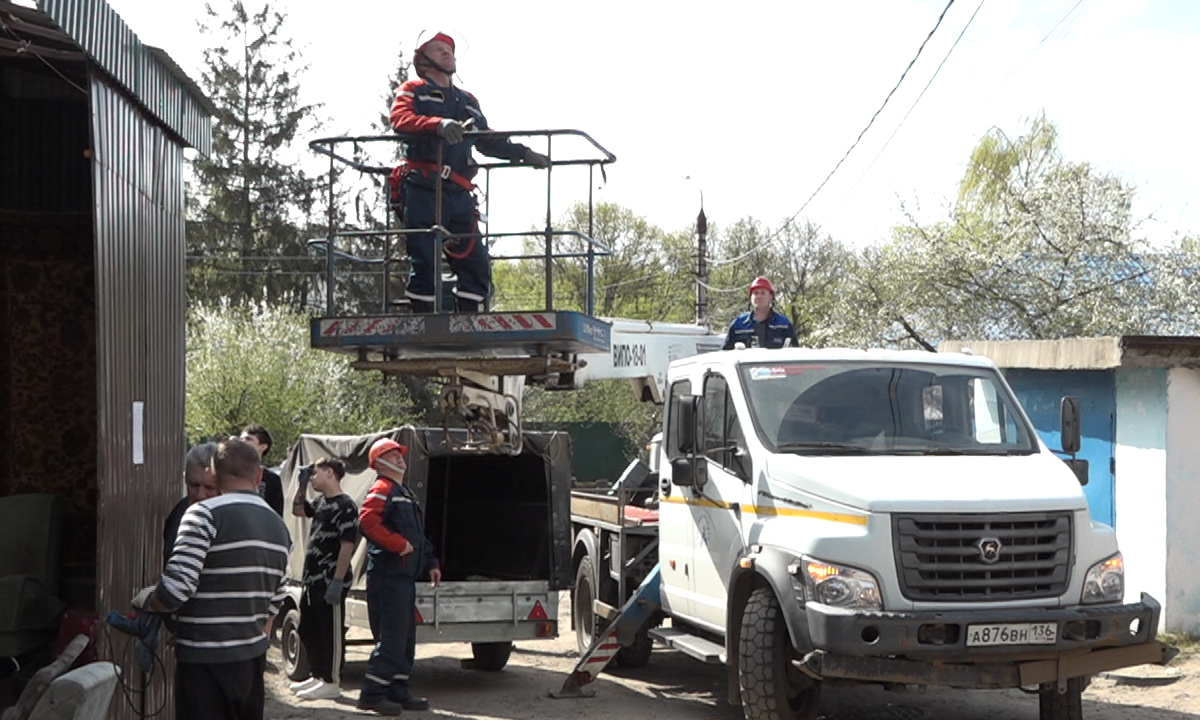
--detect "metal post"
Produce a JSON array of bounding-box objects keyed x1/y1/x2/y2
[
  {"x1": 586, "y1": 164, "x2": 595, "y2": 317},
  {"x1": 325, "y1": 151, "x2": 336, "y2": 315},
  {"x1": 433, "y1": 143, "x2": 445, "y2": 313},
  {"x1": 543, "y1": 135, "x2": 554, "y2": 311}
]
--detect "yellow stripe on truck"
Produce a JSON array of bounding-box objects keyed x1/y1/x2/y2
[{"x1": 660, "y1": 495, "x2": 867, "y2": 526}]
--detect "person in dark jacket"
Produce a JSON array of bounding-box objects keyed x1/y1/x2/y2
[
  {"x1": 722, "y1": 276, "x2": 800, "y2": 350},
  {"x1": 390, "y1": 31, "x2": 549, "y2": 313},
  {"x1": 355, "y1": 438, "x2": 441, "y2": 715},
  {"x1": 162, "y1": 442, "x2": 220, "y2": 567},
  {"x1": 239, "y1": 423, "x2": 284, "y2": 517}
]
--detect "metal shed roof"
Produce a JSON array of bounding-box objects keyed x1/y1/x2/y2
[
  {"x1": 2, "y1": 0, "x2": 213, "y2": 154},
  {"x1": 938, "y1": 336, "x2": 1200, "y2": 370}
]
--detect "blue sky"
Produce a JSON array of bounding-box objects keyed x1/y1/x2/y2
[{"x1": 102, "y1": 0, "x2": 1199, "y2": 248}]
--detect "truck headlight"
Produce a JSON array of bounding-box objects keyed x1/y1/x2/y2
[
  {"x1": 790, "y1": 557, "x2": 882, "y2": 611},
  {"x1": 1081, "y1": 553, "x2": 1124, "y2": 604}
]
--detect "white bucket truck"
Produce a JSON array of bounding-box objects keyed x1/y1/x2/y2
[{"x1": 566, "y1": 346, "x2": 1170, "y2": 720}]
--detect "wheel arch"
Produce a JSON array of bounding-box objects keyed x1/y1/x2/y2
[{"x1": 725, "y1": 546, "x2": 815, "y2": 702}]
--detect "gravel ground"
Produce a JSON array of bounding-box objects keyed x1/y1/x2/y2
[{"x1": 263, "y1": 597, "x2": 1200, "y2": 720}]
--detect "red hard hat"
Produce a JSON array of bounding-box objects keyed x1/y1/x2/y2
[
  {"x1": 416, "y1": 31, "x2": 455, "y2": 55},
  {"x1": 749, "y1": 276, "x2": 776, "y2": 296},
  {"x1": 368, "y1": 438, "x2": 407, "y2": 470}
]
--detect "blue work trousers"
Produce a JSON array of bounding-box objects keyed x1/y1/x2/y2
[
  {"x1": 359, "y1": 573, "x2": 417, "y2": 703},
  {"x1": 403, "y1": 182, "x2": 490, "y2": 305}
]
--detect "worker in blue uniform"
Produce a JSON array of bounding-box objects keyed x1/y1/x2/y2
[
  {"x1": 722, "y1": 276, "x2": 800, "y2": 350},
  {"x1": 389, "y1": 31, "x2": 549, "y2": 313}
]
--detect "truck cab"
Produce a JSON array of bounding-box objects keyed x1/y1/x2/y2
[{"x1": 655, "y1": 346, "x2": 1166, "y2": 720}]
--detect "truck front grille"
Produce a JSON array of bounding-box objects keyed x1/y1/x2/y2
[{"x1": 893, "y1": 512, "x2": 1072, "y2": 602}]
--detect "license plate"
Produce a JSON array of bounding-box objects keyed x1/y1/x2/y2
[{"x1": 966, "y1": 622, "x2": 1057, "y2": 647}]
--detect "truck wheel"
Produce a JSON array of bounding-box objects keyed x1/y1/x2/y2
[
  {"x1": 280, "y1": 607, "x2": 310, "y2": 681},
  {"x1": 574, "y1": 555, "x2": 600, "y2": 655},
  {"x1": 467, "y1": 641, "x2": 513, "y2": 671},
  {"x1": 1038, "y1": 677, "x2": 1084, "y2": 720},
  {"x1": 614, "y1": 627, "x2": 652, "y2": 668},
  {"x1": 739, "y1": 587, "x2": 821, "y2": 720}
]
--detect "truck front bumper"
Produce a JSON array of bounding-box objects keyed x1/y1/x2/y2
[{"x1": 799, "y1": 592, "x2": 1171, "y2": 688}]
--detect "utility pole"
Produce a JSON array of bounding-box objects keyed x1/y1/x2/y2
[
  {"x1": 696, "y1": 205, "x2": 708, "y2": 326},
  {"x1": 685, "y1": 176, "x2": 708, "y2": 327}
]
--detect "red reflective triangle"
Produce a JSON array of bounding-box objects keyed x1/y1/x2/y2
[
  {"x1": 527, "y1": 600, "x2": 548, "y2": 620},
  {"x1": 414, "y1": 607, "x2": 425, "y2": 623}
]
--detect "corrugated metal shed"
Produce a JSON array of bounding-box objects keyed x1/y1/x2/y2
[
  {"x1": 939, "y1": 336, "x2": 1200, "y2": 370},
  {"x1": 1, "y1": 2, "x2": 210, "y2": 717},
  {"x1": 37, "y1": 0, "x2": 215, "y2": 154}
]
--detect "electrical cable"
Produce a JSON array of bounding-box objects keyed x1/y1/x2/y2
[
  {"x1": 101, "y1": 622, "x2": 168, "y2": 718},
  {"x1": 1000, "y1": 0, "x2": 1091, "y2": 85},
  {"x1": 710, "y1": 0, "x2": 959, "y2": 272},
  {"x1": 852, "y1": 0, "x2": 986, "y2": 189}
]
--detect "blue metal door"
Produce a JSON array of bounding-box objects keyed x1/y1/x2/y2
[{"x1": 1002, "y1": 369, "x2": 1116, "y2": 526}]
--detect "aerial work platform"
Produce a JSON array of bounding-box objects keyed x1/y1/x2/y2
[
  {"x1": 311, "y1": 310, "x2": 610, "y2": 359},
  {"x1": 306, "y1": 129, "x2": 621, "y2": 453}
]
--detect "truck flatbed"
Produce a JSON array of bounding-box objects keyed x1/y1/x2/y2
[{"x1": 570, "y1": 490, "x2": 658, "y2": 528}]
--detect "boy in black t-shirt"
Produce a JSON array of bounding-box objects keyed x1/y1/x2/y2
[{"x1": 289, "y1": 457, "x2": 358, "y2": 701}]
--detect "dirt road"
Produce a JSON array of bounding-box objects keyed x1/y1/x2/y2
[{"x1": 264, "y1": 599, "x2": 1199, "y2": 720}]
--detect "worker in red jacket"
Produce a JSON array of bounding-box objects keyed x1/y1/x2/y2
[
  {"x1": 390, "y1": 31, "x2": 549, "y2": 313},
  {"x1": 355, "y1": 438, "x2": 441, "y2": 715}
]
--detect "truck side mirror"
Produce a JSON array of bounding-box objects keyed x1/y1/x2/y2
[{"x1": 1060, "y1": 396, "x2": 1081, "y2": 454}]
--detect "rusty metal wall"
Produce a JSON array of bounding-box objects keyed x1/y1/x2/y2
[
  {"x1": 38, "y1": 0, "x2": 213, "y2": 155},
  {"x1": 89, "y1": 71, "x2": 186, "y2": 719}
]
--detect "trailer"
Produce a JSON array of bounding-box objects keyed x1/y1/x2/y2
[{"x1": 277, "y1": 426, "x2": 572, "y2": 676}]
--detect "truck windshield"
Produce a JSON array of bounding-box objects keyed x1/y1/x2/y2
[{"x1": 740, "y1": 361, "x2": 1037, "y2": 456}]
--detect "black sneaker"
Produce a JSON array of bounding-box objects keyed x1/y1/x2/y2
[{"x1": 356, "y1": 697, "x2": 405, "y2": 715}]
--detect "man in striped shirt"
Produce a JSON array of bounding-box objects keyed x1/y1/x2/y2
[{"x1": 134, "y1": 438, "x2": 291, "y2": 720}]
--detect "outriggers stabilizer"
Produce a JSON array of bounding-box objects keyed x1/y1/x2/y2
[{"x1": 306, "y1": 129, "x2": 617, "y2": 455}]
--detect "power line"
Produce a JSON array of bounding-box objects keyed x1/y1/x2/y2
[
  {"x1": 710, "y1": 0, "x2": 959, "y2": 272},
  {"x1": 1001, "y1": 0, "x2": 1091, "y2": 85},
  {"x1": 852, "y1": 0, "x2": 986, "y2": 189}
]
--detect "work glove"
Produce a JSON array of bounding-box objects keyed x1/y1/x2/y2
[
  {"x1": 323, "y1": 578, "x2": 346, "y2": 605},
  {"x1": 131, "y1": 585, "x2": 157, "y2": 610},
  {"x1": 437, "y1": 118, "x2": 467, "y2": 144},
  {"x1": 298, "y1": 464, "x2": 313, "y2": 487},
  {"x1": 523, "y1": 148, "x2": 550, "y2": 169}
]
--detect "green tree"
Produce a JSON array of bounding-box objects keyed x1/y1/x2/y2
[
  {"x1": 705, "y1": 217, "x2": 857, "y2": 346},
  {"x1": 523, "y1": 381, "x2": 661, "y2": 464},
  {"x1": 493, "y1": 202, "x2": 695, "y2": 319},
  {"x1": 187, "y1": 1, "x2": 324, "y2": 310},
  {"x1": 186, "y1": 303, "x2": 419, "y2": 463},
  {"x1": 863, "y1": 113, "x2": 1182, "y2": 348}
]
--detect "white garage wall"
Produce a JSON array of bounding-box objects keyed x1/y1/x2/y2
[
  {"x1": 1114, "y1": 369, "x2": 1167, "y2": 629},
  {"x1": 1166, "y1": 368, "x2": 1200, "y2": 634}
]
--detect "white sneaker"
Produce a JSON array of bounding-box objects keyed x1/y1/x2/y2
[
  {"x1": 297, "y1": 680, "x2": 341, "y2": 701},
  {"x1": 289, "y1": 677, "x2": 320, "y2": 693}
]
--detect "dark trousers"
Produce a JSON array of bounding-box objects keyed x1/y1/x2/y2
[
  {"x1": 403, "y1": 182, "x2": 489, "y2": 304},
  {"x1": 359, "y1": 573, "x2": 416, "y2": 703},
  {"x1": 176, "y1": 654, "x2": 265, "y2": 720},
  {"x1": 298, "y1": 583, "x2": 345, "y2": 683}
]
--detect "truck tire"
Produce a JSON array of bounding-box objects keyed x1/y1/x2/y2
[
  {"x1": 738, "y1": 587, "x2": 821, "y2": 720},
  {"x1": 614, "y1": 627, "x2": 653, "y2": 668},
  {"x1": 1038, "y1": 677, "x2": 1084, "y2": 720},
  {"x1": 467, "y1": 641, "x2": 513, "y2": 671},
  {"x1": 280, "y1": 607, "x2": 310, "y2": 681},
  {"x1": 574, "y1": 555, "x2": 600, "y2": 655}
]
